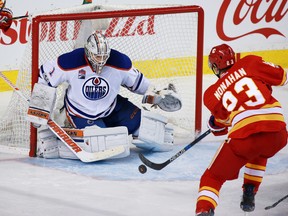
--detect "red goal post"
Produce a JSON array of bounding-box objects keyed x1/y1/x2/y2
[{"x1": 0, "y1": 5, "x2": 204, "y2": 157}]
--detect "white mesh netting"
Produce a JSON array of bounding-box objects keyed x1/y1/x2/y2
[{"x1": 0, "y1": 4, "x2": 203, "y2": 153}]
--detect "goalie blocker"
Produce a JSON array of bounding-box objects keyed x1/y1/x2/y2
[{"x1": 27, "y1": 83, "x2": 57, "y2": 127}]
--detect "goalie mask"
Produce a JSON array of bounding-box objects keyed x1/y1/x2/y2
[
  {"x1": 84, "y1": 32, "x2": 111, "y2": 74},
  {"x1": 208, "y1": 44, "x2": 235, "y2": 78}
]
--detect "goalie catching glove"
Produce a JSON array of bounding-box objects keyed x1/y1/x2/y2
[
  {"x1": 142, "y1": 83, "x2": 182, "y2": 112},
  {"x1": 207, "y1": 115, "x2": 228, "y2": 136},
  {"x1": 0, "y1": 8, "x2": 13, "y2": 31}
]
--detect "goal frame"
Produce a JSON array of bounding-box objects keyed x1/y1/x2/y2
[{"x1": 30, "y1": 5, "x2": 204, "y2": 157}]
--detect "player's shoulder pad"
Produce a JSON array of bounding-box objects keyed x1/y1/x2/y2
[
  {"x1": 106, "y1": 49, "x2": 132, "y2": 70},
  {"x1": 240, "y1": 55, "x2": 262, "y2": 63},
  {"x1": 57, "y1": 48, "x2": 88, "y2": 70}
]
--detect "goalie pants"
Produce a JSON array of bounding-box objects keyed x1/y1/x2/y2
[
  {"x1": 67, "y1": 95, "x2": 141, "y2": 134},
  {"x1": 196, "y1": 128, "x2": 287, "y2": 212}
]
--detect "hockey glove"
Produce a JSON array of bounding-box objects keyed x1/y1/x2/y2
[
  {"x1": 0, "y1": 8, "x2": 13, "y2": 31},
  {"x1": 207, "y1": 115, "x2": 228, "y2": 136},
  {"x1": 142, "y1": 84, "x2": 182, "y2": 112}
]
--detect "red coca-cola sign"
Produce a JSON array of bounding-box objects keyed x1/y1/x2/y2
[
  {"x1": 217, "y1": 0, "x2": 287, "y2": 41},
  {"x1": 0, "y1": 2, "x2": 286, "y2": 45}
]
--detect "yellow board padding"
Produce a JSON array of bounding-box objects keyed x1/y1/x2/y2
[
  {"x1": 134, "y1": 49, "x2": 288, "y2": 77},
  {"x1": 133, "y1": 56, "x2": 196, "y2": 78},
  {"x1": 0, "y1": 49, "x2": 286, "y2": 92},
  {"x1": 203, "y1": 49, "x2": 288, "y2": 75},
  {"x1": 240, "y1": 49, "x2": 288, "y2": 68},
  {"x1": 0, "y1": 70, "x2": 18, "y2": 92}
]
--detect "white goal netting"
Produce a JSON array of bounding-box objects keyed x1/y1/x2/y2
[{"x1": 0, "y1": 4, "x2": 204, "y2": 155}]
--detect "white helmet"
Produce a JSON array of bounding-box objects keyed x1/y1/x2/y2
[{"x1": 84, "y1": 31, "x2": 111, "y2": 74}]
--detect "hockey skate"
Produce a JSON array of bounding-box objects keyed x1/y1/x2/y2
[
  {"x1": 240, "y1": 184, "x2": 255, "y2": 212},
  {"x1": 196, "y1": 209, "x2": 214, "y2": 216}
]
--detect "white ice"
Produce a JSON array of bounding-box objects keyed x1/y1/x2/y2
[{"x1": 0, "y1": 75, "x2": 287, "y2": 216}]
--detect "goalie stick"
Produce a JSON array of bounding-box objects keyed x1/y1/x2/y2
[
  {"x1": 139, "y1": 129, "x2": 211, "y2": 170},
  {"x1": 0, "y1": 72, "x2": 125, "y2": 163},
  {"x1": 265, "y1": 194, "x2": 288, "y2": 210}
]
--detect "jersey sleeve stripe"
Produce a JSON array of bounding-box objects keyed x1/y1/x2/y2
[
  {"x1": 230, "y1": 113, "x2": 284, "y2": 134},
  {"x1": 280, "y1": 69, "x2": 288, "y2": 86},
  {"x1": 231, "y1": 106, "x2": 283, "y2": 126},
  {"x1": 39, "y1": 65, "x2": 52, "y2": 87},
  {"x1": 133, "y1": 72, "x2": 143, "y2": 91}
]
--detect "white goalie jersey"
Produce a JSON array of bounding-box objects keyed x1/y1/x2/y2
[{"x1": 38, "y1": 48, "x2": 150, "y2": 120}]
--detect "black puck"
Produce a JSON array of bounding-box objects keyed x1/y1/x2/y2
[{"x1": 138, "y1": 164, "x2": 147, "y2": 174}]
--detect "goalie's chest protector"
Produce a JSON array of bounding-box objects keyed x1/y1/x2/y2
[{"x1": 55, "y1": 48, "x2": 132, "y2": 119}]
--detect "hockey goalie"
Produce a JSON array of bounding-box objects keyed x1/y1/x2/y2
[{"x1": 27, "y1": 31, "x2": 182, "y2": 161}]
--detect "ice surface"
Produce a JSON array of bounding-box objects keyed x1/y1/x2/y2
[{"x1": 0, "y1": 75, "x2": 287, "y2": 215}]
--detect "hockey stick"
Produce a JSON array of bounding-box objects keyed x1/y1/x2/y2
[
  {"x1": 0, "y1": 72, "x2": 125, "y2": 162},
  {"x1": 139, "y1": 129, "x2": 211, "y2": 170},
  {"x1": 9, "y1": 15, "x2": 29, "y2": 20},
  {"x1": 8, "y1": 0, "x2": 92, "y2": 20},
  {"x1": 0, "y1": 0, "x2": 28, "y2": 23},
  {"x1": 265, "y1": 194, "x2": 288, "y2": 210}
]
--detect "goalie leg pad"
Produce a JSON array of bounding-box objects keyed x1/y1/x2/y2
[
  {"x1": 38, "y1": 126, "x2": 131, "y2": 160},
  {"x1": 58, "y1": 140, "x2": 78, "y2": 159},
  {"x1": 133, "y1": 111, "x2": 174, "y2": 152},
  {"x1": 67, "y1": 126, "x2": 131, "y2": 159},
  {"x1": 37, "y1": 128, "x2": 59, "y2": 159}
]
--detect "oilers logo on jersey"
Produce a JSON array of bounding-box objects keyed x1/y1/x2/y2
[{"x1": 82, "y1": 77, "x2": 109, "y2": 100}]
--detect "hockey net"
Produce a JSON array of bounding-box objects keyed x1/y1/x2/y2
[{"x1": 0, "y1": 4, "x2": 204, "y2": 156}]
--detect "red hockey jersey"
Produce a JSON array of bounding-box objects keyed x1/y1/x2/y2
[{"x1": 204, "y1": 55, "x2": 287, "y2": 138}]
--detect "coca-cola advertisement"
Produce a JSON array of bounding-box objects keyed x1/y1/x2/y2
[
  {"x1": 213, "y1": 0, "x2": 287, "y2": 50},
  {"x1": 0, "y1": 0, "x2": 287, "y2": 70}
]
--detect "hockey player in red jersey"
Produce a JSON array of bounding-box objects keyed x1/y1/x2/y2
[
  {"x1": 0, "y1": 0, "x2": 13, "y2": 31},
  {"x1": 195, "y1": 44, "x2": 288, "y2": 216}
]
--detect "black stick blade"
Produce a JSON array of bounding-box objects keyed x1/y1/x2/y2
[
  {"x1": 265, "y1": 194, "x2": 288, "y2": 210},
  {"x1": 138, "y1": 129, "x2": 211, "y2": 171},
  {"x1": 138, "y1": 153, "x2": 169, "y2": 170}
]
